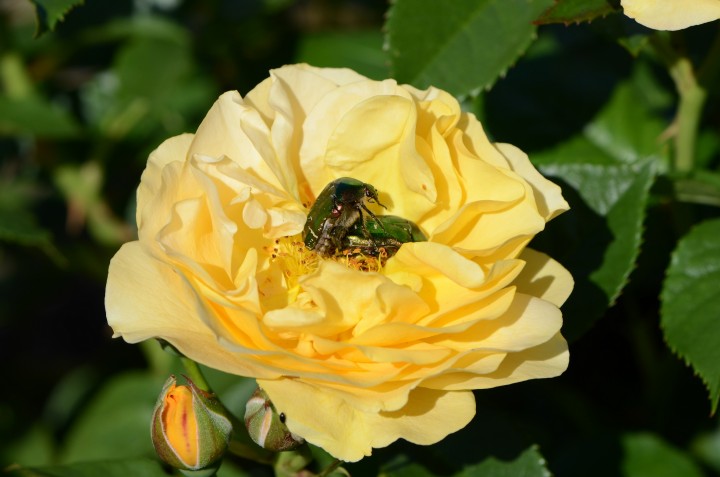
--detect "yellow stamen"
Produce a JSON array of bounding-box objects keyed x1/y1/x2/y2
[
  {"x1": 265, "y1": 234, "x2": 388, "y2": 277},
  {"x1": 336, "y1": 247, "x2": 387, "y2": 272},
  {"x1": 265, "y1": 236, "x2": 320, "y2": 290}
]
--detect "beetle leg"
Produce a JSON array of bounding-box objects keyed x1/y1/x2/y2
[{"x1": 360, "y1": 203, "x2": 387, "y2": 234}]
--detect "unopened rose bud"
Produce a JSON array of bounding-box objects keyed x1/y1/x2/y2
[
  {"x1": 151, "y1": 375, "x2": 232, "y2": 471},
  {"x1": 244, "y1": 387, "x2": 305, "y2": 452}
]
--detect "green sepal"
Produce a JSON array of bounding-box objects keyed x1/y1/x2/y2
[{"x1": 244, "y1": 387, "x2": 305, "y2": 452}]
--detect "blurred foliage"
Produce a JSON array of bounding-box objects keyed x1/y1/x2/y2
[{"x1": 1, "y1": 0, "x2": 720, "y2": 476}]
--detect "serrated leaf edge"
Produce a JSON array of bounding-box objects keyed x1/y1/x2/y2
[
  {"x1": 607, "y1": 161, "x2": 656, "y2": 307},
  {"x1": 659, "y1": 218, "x2": 720, "y2": 414},
  {"x1": 384, "y1": 0, "x2": 542, "y2": 98},
  {"x1": 31, "y1": 0, "x2": 86, "y2": 37},
  {"x1": 536, "y1": 0, "x2": 620, "y2": 26}
]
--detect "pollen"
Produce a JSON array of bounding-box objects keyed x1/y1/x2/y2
[
  {"x1": 337, "y1": 247, "x2": 387, "y2": 272},
  {"x1": 265, "y1": 235, "x2": 320, "y2": 289},
  {"x1": 264, "y1": 235, "x2": 386, "y2": 282}
]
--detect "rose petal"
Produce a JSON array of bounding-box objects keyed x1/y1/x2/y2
[
  {"x1": 621, "y1": 0, "x2": 720, "y2": 30},
  {"x1": 259, "y1": 378, "x2": 475, "y2": 462},
  {"x1": 421, "y1": 333, "x2": 569, "y2": 390},
  {"x1": 106, "y1": 241, "x2": 278, "y2": 379},
  {"x1": 515, "y1": 248, "x2": 574, "y2": 307},
  {"x1": 495, "y1": 143, "x2": 570, "y2": 221},
  {"x1": 137, "y1": 134, "x2": 193, "y2": 229},
  {"x1": 427, "y1": 293, "x2": 563, "y2": 352},
  {"x1": 188, "y1": 91, "x2": 300, "y2": 200}
]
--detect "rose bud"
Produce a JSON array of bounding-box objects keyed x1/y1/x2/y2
[
  {"x1": 244, "y1": 387, "x2": 305, "y2": 452},
  {"x1": 151, "y1": 375, "x2": 232, "y2": 471}
]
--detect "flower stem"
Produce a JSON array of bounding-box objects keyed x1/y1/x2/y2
[
  {"x1": 317, "y1": 458, "x2": 343, "y2": 477},
  {"x1": 180, "y1": 357, "x2": 212, "y2": 391},
  {"x1": 672, "y1": 65, "x2": 705, "y2": 173},
  {"x1": 273, "y1": 446, "x2": 314, "y2": 476},
  {"x1": 227, "y1": 438, "x2": 274, "y2": 465},
  {"x1": 650, "y1": 33, "x2": 707, "y2": 173}
]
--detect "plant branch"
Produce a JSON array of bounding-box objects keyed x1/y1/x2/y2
[
  {"x1": 650, "y1": 33, "x2": 707, "y2": 173},
  {"x1": 181, "y1": 356, "x2": 212, "y2": 391}
]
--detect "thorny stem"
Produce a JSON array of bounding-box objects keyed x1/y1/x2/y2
[
  {"x1": 649, "y1": 29, "x2": 720, "y2": 174},
  {"x1": 672, "y1": 60, "x2": 705, "y2": 173}
]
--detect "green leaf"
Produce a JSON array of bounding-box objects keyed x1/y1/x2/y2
[
  {"x1": 692, "y1": 424, "x2": 720, "y2": 473},
  {"x1": 60, "y1": 372, "x2": 165, "y2": 463},
  {"x1": 379, "y1": 454, "x2": 436, "y2": 477},
  {"x1": 0, "y1": 207, "x2": 52, "y2": 248},
  {"x1": 296, "y1": 31, "x2": 389, "y2": 80},
  {"x1": 1, "y1": 425, "x2": 55, "y2": 468},
  {"x1": 455, "y1": 445, "x2": 551, "y2": 477},
  {"x1": 385, "y1": 0, "x2": 554, "y2": 97},
  {"x1": 583, "y1": 80, "x2": 669, "y2": 167},
  {"x1": 536, "y1": 157, "x2": 655, "y2": 341},
  {"x1": 82, "y1": 16, "x2": 191, "y2": 44},
  {"x1": 622, "y1": 433, "x2": 705, "y2": 477},
  {"x1": 81, "y1": 36, "x2": 215, "y2": 142},
  {"x1": 531, "y1": 78, "x2": 663, "y2": 339},
  {"x1": 0, "y1": 181, "x2": 64, "y2": 264},
  {"x1": 0, "y1": 96, "x2": 80, "y2": 138},
  {"x1": 29, "y1": 0, "x2": 85, "y2": 37},
  {"x1": 5, "y1": 458, "x2": 168, "y2": 477},
  {"x1": 53, "y1": 162, "x2": 132, "y2": 246},
  {"x1": 536, "y1": 0, "x2": 619, "y2": 25},
  {"x1": 216, "y1": 461, "x2": 255, "y2": 477},
  {"x1": 661, "y1": 218, "x2": 720, "y2": 413}
]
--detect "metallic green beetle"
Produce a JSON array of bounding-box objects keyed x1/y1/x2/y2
[
  {"x1": 343, "y1": 214, "x2": 427, "y2": 257},
  {"x1": 303, "y1": 177, "x2": 386, "y2": 257}
]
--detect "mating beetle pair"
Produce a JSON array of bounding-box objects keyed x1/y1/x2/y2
[{"x1": 302, "y1": 177, "x2": 426, "y2": 258}]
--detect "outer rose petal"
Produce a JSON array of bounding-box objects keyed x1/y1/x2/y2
[
  {"x1": 258, "y1": 378, "x2": 475, "y2": 462},
  {"x1": 515, "y1": 248, "x2": 574, "y2": 308},
  {"x1": 495, "y1": 143, "x2": 569, "y2": 221},
  {"x1": 421, "y1": 333, "x2": 569, "y2": 391},
  {"x1": 136, "y1": 134, "x2": 194, "y2": 233},
  {"x1": 621, "y1": 0, "x2": 720, "y2": 30},
  {"x1": 106, "y1": 241, "x2": 279, "y2": 379}
]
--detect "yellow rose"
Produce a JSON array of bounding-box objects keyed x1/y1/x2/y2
[
  {"x1": 106, "y1": 64, "x2": 572, "y2": 462},
  {"x1": 621, "y1": 0, "x2": 720, "y2": 30}
]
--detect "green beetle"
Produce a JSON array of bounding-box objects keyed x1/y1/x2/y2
[
  {"x1": 303, "y1": 177, "x2": 386, "y2": 257},
  {"x1": 343, "y1": 215, "x2": 427, "y2": 258}
]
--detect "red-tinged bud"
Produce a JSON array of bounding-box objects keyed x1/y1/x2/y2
[{"x1": 151, "y1": 375, "x2": 232, "y2": 471}]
